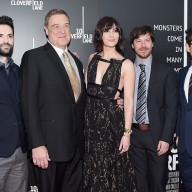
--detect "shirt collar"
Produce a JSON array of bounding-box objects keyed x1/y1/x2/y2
[
  {"x1": 48, "y1": 41, "x2": 68, "y2": 58},
  {"x1": 135, "y1": 54, "x2": 152, "y2": 70},
  {"x1": 0, "y1": 57, "x2": 14, "y2": 68}
]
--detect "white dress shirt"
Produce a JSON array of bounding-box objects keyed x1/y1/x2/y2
[
  {"x1": 184, "y1": 65, "x2": 192, "y2": 103},
  {"x1": 48, "y1": 41, "x2": 81, "y2": 84}
]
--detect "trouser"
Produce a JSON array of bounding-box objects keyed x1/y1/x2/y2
[
  {"x1": 0, "y1": 148, "x2": 28, "y2": 192},
  {"x1": 130, "y1": 127, "x2": 168, "y2": 192},
  {"x1": 179, "y1": 150, "x2": 192, "y2": 192},
  {"x1": 33, "y1": 148, "x2": 82, "y2": 192}
]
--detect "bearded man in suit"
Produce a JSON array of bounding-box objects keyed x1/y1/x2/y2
[
  {"x1": 0, "y1": 15, "x2": 27, "y2": 192},
  {"x1": 129, "y1": 25, "x2": 178, "y2": 192}
]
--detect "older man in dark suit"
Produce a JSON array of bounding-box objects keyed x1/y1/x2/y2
[
  {"x1": 20, "y1": 9, "x2": 86, "y2": 192},
  {"x1": 129, "y1": 25, "x2": 178, "y2": 192}
]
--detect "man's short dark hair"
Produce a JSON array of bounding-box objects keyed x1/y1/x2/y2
[
  {"x1": 0, "y1": 15, "x2": 14, "y2": 34},
  {"x1": 129, "y1": 25, "x2": 155, "y2": 44},
  {"x1": 185, "y1": 27, "x2": 192, "y2": 46}
]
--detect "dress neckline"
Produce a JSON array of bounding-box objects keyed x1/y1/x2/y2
[{"x1": 95, "y1": 54, "x2": 125, "y2": 63}]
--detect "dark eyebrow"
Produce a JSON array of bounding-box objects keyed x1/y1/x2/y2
[
  {"x1": 51, "y1": 23, "x2": 70, "y2": 27},
  {"x1": 0, "y1": 33, "x2": 13, "y2": 36},
  {"x1": 51, "y1": 24, "x2": 59, "y2": 27}
]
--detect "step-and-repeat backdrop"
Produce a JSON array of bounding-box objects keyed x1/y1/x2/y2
[{"x1": 0, "y1": 0, "x2": 190, "y2": 191}]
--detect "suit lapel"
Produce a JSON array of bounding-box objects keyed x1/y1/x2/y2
[
  {"x1": 0, "y1": 66, "x2": 18, "y2": 103},
  {"x1": 0, "y1": 69, "x2": 11, "y2": 94},
  {"x1": 13, "y1": 65, "x2": 20, "y2": 104},
  {"x1": 148, "y1": 61, "x2": 157, "y2": 94},
  {"x1": 182, "y1": 66, "x2": 192, "y2": 107}
]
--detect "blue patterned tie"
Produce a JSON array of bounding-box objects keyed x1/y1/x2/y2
[
  {"x1": 188, "y1": 74, "x2": 192, "y2": 101},
  {"x1": 136, "y1": 64, "x2": 147, "y2": 124}
]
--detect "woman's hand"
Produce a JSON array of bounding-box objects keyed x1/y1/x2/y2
[{"x1": 119, "y1": 135, "x2": 130, "y2": 154}]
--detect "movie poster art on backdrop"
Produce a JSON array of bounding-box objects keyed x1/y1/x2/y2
[
  {"x1": 1, "y1": 0, "x2": 98, "y2": 66},
  {"x1": 99, "y1": 0, "x2": 184, "y2": 71},
  {"x1": 166, "y1": 135, "x2": 182, "y2": 192}
]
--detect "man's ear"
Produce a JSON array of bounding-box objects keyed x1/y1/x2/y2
[
  {"x1": 44, "y1": 27, "x2": 48, "y2": 36},
  {"x1": 186, "y1": 42, "x2": 190, "y2": 53}
]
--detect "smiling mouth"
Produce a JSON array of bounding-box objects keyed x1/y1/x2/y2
[
  {"x1": 1, "y1": 47, "x2": 11, "y2": 51},
  {"x1": 1, "y1": 44, "x2": 11, "y2": 48},
  {"x1": 140, "y1": 50, "x2": 149, "y2": 54},
  {"x1": 140, "y1": 48, "x2": 148, "y2": 51}
]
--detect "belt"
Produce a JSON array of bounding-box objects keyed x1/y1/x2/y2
[{"x1": 132, "y1": 123, "x2": 150, "y2": 131}]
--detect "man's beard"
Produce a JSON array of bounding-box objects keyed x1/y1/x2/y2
[
  {"x1": 0, "y1": 44, "x2": 14, "y2": 57},
  {"x1": 136, "y1": 52, "x2": 151, "y2": 60},
  {"x1": 135, "y1": 47, "x2": 152, "y2": 59}
]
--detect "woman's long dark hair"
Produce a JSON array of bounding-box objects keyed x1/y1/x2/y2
[{"x1": 94, "y1": 16, "x2": 125, "y2": 55}]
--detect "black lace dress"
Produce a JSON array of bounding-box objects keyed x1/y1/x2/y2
[{"x1": 83, "y1": 54, "x2": 137, "y2": 192}]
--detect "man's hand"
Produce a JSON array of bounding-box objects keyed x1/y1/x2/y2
[
  {"x1": 157, "y1": 141, "x2": 169, "y2": 156},
  {"x1": 117, "y1": 97, "x2": 124, "y2": 109},
  {"x1": 32, "y1": 146, "x2": 50, "y2": 169}
]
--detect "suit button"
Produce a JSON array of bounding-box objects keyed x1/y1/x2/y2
[{"x1": 51, "y1": 120, "x2": 55, "y2": 123}]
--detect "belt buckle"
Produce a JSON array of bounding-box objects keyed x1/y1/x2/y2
[{"x1": 139, "y1": 124, "x2": 150, "y2": 131}]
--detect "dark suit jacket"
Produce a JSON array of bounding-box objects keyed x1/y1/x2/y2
[
  {"x1": 146, "y1": 59, "x2": 178, "y2": 146},
  {"x1": 20, "y1": 42, "x2": 86, "y2": 162},
  {"x1": 0, "y1": 63, "x2": 27, "y2": 157},
  {"x1": 176, "y1": 65, "x2": 192, "y2": 156}
]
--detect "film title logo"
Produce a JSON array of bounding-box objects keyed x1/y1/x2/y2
[
  {"x1": 32, "y1": 0, "x2": 43, "y2": 10},
  {"x1": 10, "y1": 0, "x2": 43, "y2": 10},
  {"x1": 71, "y1": 28, "x2": 93, "y2": 43}
]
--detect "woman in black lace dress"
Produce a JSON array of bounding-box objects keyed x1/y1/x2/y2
[{"x1": 83, "y1": 16, "x2": 137, "y2": 192}]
